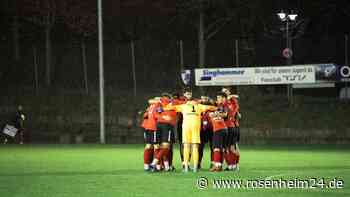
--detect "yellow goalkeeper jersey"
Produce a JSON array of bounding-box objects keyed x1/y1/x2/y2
[{"x1": 165, "y1": 101, "x2": 216, "y2": 143}]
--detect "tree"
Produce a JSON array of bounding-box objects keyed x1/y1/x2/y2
[
  {"x1": 21, "y1": 0, "x2": 58, "y2": 87},
  {"x1": 61, "y1": 0, "x2": 97, "y2": 94},
  {"x1": 176, "y1": 0, "x2": 244, "y2": 68}
]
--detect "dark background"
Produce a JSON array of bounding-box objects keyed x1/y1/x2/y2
[{"x1": 0, "y1": 0, "x2": 349, "y2": 144}]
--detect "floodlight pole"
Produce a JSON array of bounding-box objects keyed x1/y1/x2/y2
[
  {"x1": 278, "y1": 11, "x2": 297, "y2": 106},
  {"x1": 235, "y1": 39, "x2": 239, "y2": 94},
  {"x1": 346, "y1": 34, "x2": 349, "y2": 100},
  {"x1": 286, "y1": 19, "x2": 293, "y2": 105},
  {"x1": 98, "y1": 0, "x2": 105, "y2": 144}
]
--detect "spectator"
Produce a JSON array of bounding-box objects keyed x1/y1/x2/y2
[{"x1": 3, "y1": 105, "x2": 26, "y2": 144}]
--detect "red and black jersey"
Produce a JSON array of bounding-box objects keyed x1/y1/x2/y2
[
  {"x1": 155, "y1": 98, "x2": 177, "y2": 126},
  {"x1": 172, "y1": 97, "x2": 187, "y2": 105},
  {"x1": 201, "y1": 111, "x2": 212, "y2": 131},
  {"x1": 141, "y1": 103, "x2": 159, "y2": 131},
  {"x1": 209, "y1": 115, "x2": 227, "y2": 132},
  {"x1": 224, "y1": 98, "x2": 239, "y2": 128}
]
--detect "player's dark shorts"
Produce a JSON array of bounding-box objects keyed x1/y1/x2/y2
[
  {"x1": 143, "y1": 129, "x2": 160, "y2": 144},
  {"x1": 200, "y1": 128, "x2": 213, "y2": 144},
  {"x1": 157, "y1": 123, "x2": 175, "y2": 143},
  {"x1": 212, "y1": 129, "x2": 226, "y2": 149},
  {"x1": 225, "y1": 127, "x2": 240, "y2": 146}
]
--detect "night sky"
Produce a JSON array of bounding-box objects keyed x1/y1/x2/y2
[{"x1": 0, "y1": 0, "x2": 349, "y2": 90}]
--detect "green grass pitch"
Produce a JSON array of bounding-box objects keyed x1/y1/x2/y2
[{"x1": 0, "y1": 144, "x2": 349, "y2": 197}]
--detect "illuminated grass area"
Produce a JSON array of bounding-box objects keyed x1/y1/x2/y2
[{"x1": 0, "y1": 144, "x2": 349, "y2": 197}]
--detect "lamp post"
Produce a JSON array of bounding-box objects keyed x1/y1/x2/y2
[{"x1": 277, "y1": 11, "x2": 298, "y2": 104}]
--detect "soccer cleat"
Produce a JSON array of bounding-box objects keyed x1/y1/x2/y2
[
  {"x1": 182, "y1": 166, "x2": 189, "y2": 173},
  {"x1": 166, "y1": 166, "x2": 175, "y2": 172},
  {"x1": 210, "y1": 166, "x2": 222, "y2": 172},
  {"x1": 149, "y1": 164, "x2": 157, "y2": 172}
]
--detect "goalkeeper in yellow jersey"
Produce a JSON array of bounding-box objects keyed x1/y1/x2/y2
[{"x1": 165, "y1": 89, "x2": 216, "y2": 172}]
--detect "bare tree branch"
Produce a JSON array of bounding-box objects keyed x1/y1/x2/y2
[
  {"x1": 205, "y1": 17, "x2": 233, "y2": 40},
  {"x1": 205, "y1": 17, "x2": 230, "y2": 34}
]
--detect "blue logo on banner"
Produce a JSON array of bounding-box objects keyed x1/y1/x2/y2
[{"x1": 181, "y1": 70, "x2": 191, "y2": 85}]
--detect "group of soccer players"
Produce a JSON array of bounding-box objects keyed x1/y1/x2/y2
[{"x1": 141, "y1": 87, "x2": 241, "y2": 173}]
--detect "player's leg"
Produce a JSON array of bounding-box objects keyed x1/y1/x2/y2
[
  {"x1": 151, "y1": 142, "x2": 170, "y2": 171},
  {"x1": 232, "y1": 127, "x2": 240, "y2": 170},
  {"x1": 18, "y1": 129, "x2": 24, "y2": 144},
  {"x1": 191, "y1": 143, "x2": 200, "y2": 172},
  {"x1": 3, "y1": 134, "x2": 9, "y2": 144},
  {"x1": 191, "y1": 125, "x2": 201, "y2": 172},
  {"x1": 210, "y1": 148, "x2": 223, "y2": 172},
  {"x1": 182, "y1": 143, "x2": 190, "y2": 172},
  {"x1": 163, "y1": 124, "x2": 175, "y2": 171},
  {"x1": 210, "y1": 130, "x2": 224, "y2": 172},
  {"x1": 152, "y1": 130, "x2": 162, "y2": 171},
  {"x1": 225, "y1": 127, "x2": 237, "y2": 171},
  {"x1": 143, "y1": 130, "x2": 154, "y2": 171},
  {"x1": 182, "y1": 126, "x2": 191, "y2": 172},
  {"x1": 151, "y1": 123, "x2": 174, "y2": 171}
]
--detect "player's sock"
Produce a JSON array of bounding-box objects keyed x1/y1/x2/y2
[
  {"x1": 144, "y1": 148, "x2": 153, "y2": 164},
  {"x1": 161, "y1": 148, "x2": 170, "y2": 171},
  {"x1": 212, "y1": 150, "x2": 222, "y2": 169},
  {"x1": 163, "y1": 148, "x2": 170, "y2": 171},
  {"x1": 227, "y1": 151, "x2": 236, "y2": 166},
  {"x1": 154, "y1": 148, "x2": 160, "y2": 158},
  {"x1": 223, "y1": 151, "x2": 229, "y2": 166},
  {"x1": 144, "y1": 164, "x2": 149, "y2": 170},
  {"x1": 153, "y1": 148, "x2": 161, "y2": 170},
  {"x1": 152, "y1": 147, "x2": 168, "y2": 167},
  {"x1": 183, "y1": 145, "x2": 190, "y2": 172},
  {"x1": 192, "y1": 145, "x2": 199, "y2": 172},
  {"x1": 144, "y1": 148, "x2": 153, "y2": 170},
  {"x1": 220, "y1": 151, "x2": 224, "y2": 164}
]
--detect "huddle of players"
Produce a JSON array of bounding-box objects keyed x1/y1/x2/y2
[{"x1": 141, "y1": 87, "x2": 241, "y2": 172}]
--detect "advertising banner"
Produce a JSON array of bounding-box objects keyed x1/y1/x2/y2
[{"x1": 195, "y1": 65, "x2": 315, "y2": 86}]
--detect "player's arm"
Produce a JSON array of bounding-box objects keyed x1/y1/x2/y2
[
  {"x1": 141, "y1": 107, "x2": 149, "y2": 119},
  {"x1": 236, "y1": 110, "x2": 242, "y2": 120},
  {"x1": 199, "y1": 104, "x2": 217, "y2": 113},
  {"x1": 218, "y1": 108, "x2": 228, "y2": 119},
  {"x1": 164, "y1": 103, "x2": 182, "y2": 112}
]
